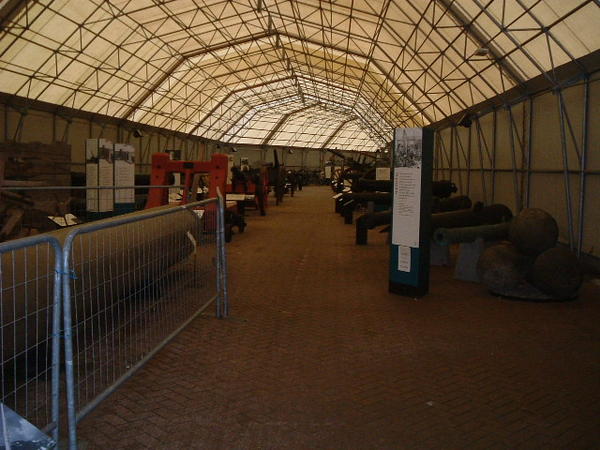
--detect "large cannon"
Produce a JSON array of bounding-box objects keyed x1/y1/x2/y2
[
  {"x1": 432, "y1": 195, "x2": 471, "y2": 213},
  {"x1": 1, "y1": 204, "x2": 204, "y2": 376},
  {"x1": 431, "y1": 203, "x2": 513, "y2": 231},
  {"x1": 477, "y1": 209, "x2": 582, "y2": 300},
  {"x1": 355, "y1": 202, "x2": 512, "y2": 245},
  {"x1": 356, "y1": 210, "x2": 392, "y2": 245},
  {"x1": 433, "y1": 223, "x2": 510, "y2": 246}
]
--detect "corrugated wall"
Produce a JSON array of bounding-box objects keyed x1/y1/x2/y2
[{"x1": 435, "y1": 73, "x2": 600, "y2": 257}]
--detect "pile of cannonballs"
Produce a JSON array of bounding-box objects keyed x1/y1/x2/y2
[{"x1": 477, "y1": 208, "x2": 583, "y2": 300}]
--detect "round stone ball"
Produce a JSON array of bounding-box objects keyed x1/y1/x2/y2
[
  {"x1": 477, "y1": 242, "x2": 532, "y2": 293},
  {"x1": 531, "y1": 247, "x2": 582, "y2": 299},
  {"x1": 509, "y1": 208, "x2": 558, "y2": 256}
]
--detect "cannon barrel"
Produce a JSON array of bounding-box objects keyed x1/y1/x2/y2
[
  {"x1": 432, "y1": 195, "x2": 472, "y2": 213},
  {"x1": 355, "y1": 178, "x2": 392, "y2": 192},
  {"x1": 433, "y1": 223, "x2": 510, "y2": 245},
  {"x1": 431, "y1": 204, "x2": 512, "y2": 231},
  {"x1": 1, "y1": 204, "x2": 202, "y2": 367},
  {"x1": 432, "y1": 180, "x2": 457, "y2": 198},
  {"x1": 353, "y1": 178, "x2": 457, "y2": 196},
  {"x1": 340, "y1": 192, "x2": 392, "y2": 204},
  {"x1": 356, "y1": 211, "x2": 392, "y2": 245}
]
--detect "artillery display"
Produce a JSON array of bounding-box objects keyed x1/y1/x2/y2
[
  {"x1": 354, "y1": 198, "x2": 508, "y2": 246},
  {"x1": 476, "y1": 208, "x2": 583, "y2": 300}
]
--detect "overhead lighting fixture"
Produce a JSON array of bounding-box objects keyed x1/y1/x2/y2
[
  {"x1": 132, "y1": 129, "x2": 144, "y2": 138},
  {"x1": 474, "y1": 47, "x2": 490, "y2": 57}
]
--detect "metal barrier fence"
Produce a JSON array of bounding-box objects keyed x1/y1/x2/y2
[
  {"x1": 63, "y1": 194, "x2": 227, "y2": 448},
  {"x1": 0, "y1": 192, "x2": 227, "y2": 449},
  {"x1": 0, "y1": 235, "x2": 63, "y2": 445}
]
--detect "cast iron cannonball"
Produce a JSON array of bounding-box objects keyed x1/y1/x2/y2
[
  {"x1": 509, "y1": 208, "x2": 558, "y2": 256},
  {"x1": 531, "y1": 247, "x2": 582, "y2": 299},
  {"x1": 477, "y1": 242, "x2": 532, "y2": 293}
]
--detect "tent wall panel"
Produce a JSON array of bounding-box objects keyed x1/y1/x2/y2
[
  {"x1": 435, "y1": 74, "x2": 600, "y2": 259},
  {"x1": 529, "y1": 173, "x2": 581, "y2": 248}
]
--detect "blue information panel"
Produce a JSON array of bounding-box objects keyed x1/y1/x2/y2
[{"x1": 389, "y1": 127, "x2": 434, "y2": 297}]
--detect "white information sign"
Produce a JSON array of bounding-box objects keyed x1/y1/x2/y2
[
  {"x1": 398, "y1": 245, "x2": 411, "y2": 272},
  {"x1": 324, "y1": 166, "x2": 332, "y2": 179},
  {"x1": 392, "y1": 167, "x2": 421, "y2": 247},
  {"x1": 391, "y1": 127, "x2": 423, "y2": 248},
  {"x1": 114, "y1": 143, "x2": 135, "y2": 204},
  {"x1": 86, "y1": 138, "x2": 114, "y2": 213}
]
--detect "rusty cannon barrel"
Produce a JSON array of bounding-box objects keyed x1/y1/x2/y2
[
  {"x1": 1, "y1": 204, "x2": 203, "y2": 371},
  {"x1": 432, "y1": 180, "x2": 457, "y2": 198},
  {"x1": 356, "y1": 210, "x2": 392, "y2": 245},
  {"x1": 354, "y1": 178, "x2": 392, "y2": 192},
  {"x1": 431, "y1": 203, "x2": 512, "y2": 231},
  {"x1": 433, "y1": 222, "x2": 510, "y2": 246},
  {"x1": 353, "y1": 178, "x2": 457, "y2": 196},
  {"x1": 338, "y1": 192, "x2": 392, "y2": 224},
  {"x1": 431, "y1": 195, "x2": 472, "y2": 213},
  {"x1": 338, "y1": 192, "x2": 393, "y2": 206}
]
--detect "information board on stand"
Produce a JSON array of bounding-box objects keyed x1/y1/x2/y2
[
  {"x1": 114, "y1": 143, "x2": 135, "y2": 213},
  {"x1": 86, "y1": 138, "x2": 114, "y2": 219},
  {"x1": 389, "y1": 127, "x2": 433, "y2": 298}
]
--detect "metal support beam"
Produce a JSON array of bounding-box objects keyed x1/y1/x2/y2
[
  {"x1": 321, "y1": 118, "x2": 356, "y2": 150},
  {"x1": 557, "y1": 90, "x2": 576, "y2": 250},
  {"x1": 187, "y1": 76, "x2": 295, "y2": 136},
  {"x1": 0, "y1": 0, "x2": 30, "y2": 29},
  {"x1": 577, "y1": 76, "x2": 590, "y2": 257},
  {"x1": 263, "y1": 103, "x2": 315, "y2": 145},
  {"x1": 474, "y1": 118, "x2": 488, "y2": 204},
  {"x1": 491, "y1": 109, "x2": 497, "y2": 202},
  {"x1": 525, "y1": 97, "x2": 533, "y2": 208},
  {"x1": 507, "y1": 105, "x2": 522, "y2": 212},
  {"x1": 435, "y1": 0, "x2": 525, "y2": 86}
]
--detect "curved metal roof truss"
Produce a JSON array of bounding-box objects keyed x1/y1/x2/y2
[{"x1": 0, "y1": 0, "x2": 598, "y2": 151}]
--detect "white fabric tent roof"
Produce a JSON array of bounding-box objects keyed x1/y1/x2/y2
[{"x1": 0, "y1": 0, "x2": 598, "y2": 151}]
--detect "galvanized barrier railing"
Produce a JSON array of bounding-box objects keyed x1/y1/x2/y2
[
  {"x1": 62, "y1": 192, "x2": 228, "y2": 449},
  {"x1": 0, "y1": 234, "x2": 63, "y2": 445},
  {"x1": 0, "y1": 192, "x2": 228, "y2": 449}
]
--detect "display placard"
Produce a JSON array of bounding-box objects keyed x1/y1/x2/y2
[
  {"x1": 114, "y1": 143, "x2": 135, "y2": 213},
  {"x1": 86, "y1": 138, "x2": 114, "y2": 215},
  {"x1": 389, "y1": 127, "x2": 433, "y2": 298},
  {"x1": 392, "y1": 167, "x2": 421, "y2": 247}
]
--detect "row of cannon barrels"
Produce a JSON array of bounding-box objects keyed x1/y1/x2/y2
[
  {"x1": 352, "y1": 177, "x2": 458, "y2": 197},
  {"x1": 477, "y1": 209, "x2": 582, "y2": 300},
  {"x1": 354, "y1": 199, "x2": 511, "y2": 245},
  {"x1": 336, "y1": 180, "x2": 462, "y2": 225}
]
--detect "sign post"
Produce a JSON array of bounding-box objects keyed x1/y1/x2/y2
[{"x1": 389, "y1": 127, "x2": 434, "y2": 297}]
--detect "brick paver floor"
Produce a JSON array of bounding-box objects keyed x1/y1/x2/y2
[{"x1": 78, "y1": 186, "x2": 600, "y2": 449}]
